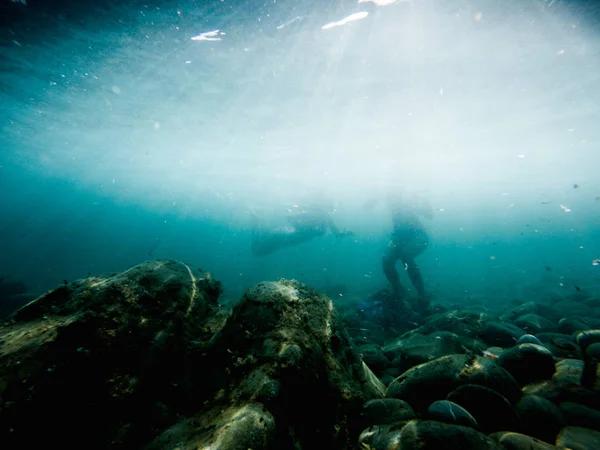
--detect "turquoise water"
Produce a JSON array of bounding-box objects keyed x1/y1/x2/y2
[{"x1": 1, "y1": 0, "x2": 599, "y2": 311}]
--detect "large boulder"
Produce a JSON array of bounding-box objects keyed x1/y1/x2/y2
[
  {"x1": 168, "y1": 279, "x2": 385, "y2": 449},
  {"x1": 0, "y1": 259, "x2": 223, "y2": 449}
]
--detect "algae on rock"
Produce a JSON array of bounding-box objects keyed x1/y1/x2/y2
[{"x1": 0, "y1": 263, "x2": 382, "y2": 450}]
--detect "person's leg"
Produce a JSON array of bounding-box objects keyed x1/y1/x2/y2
[
  {"x1": 402, "y1": 257, "x2": 426, "y2": 298},
  {"x1": 382, "y1": 239, "x2": 407, "y2": 299},
  {"x1": 381, "y1": 242, "x2": 416, "y2": 329},
  {"x1": 399, "y1": 229, "x2": 430, "y2": 309}
]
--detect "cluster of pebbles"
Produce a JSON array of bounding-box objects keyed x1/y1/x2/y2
[{"x1": 341, "y1": 298, "x2": 600, "y2": 449}]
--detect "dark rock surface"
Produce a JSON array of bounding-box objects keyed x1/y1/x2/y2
[
  {"x1": 514, "y1": 314, "x2": 557, "y2": 334},
  {"x1": 559, "y1": 317, "x2": 593, "y2": 335},
  {"x1": 523, "y1": 359, "x2": 600, "y2": 410},
  {"x1": 515, "y1": 395, "x2": 566, "y2": 444},
  {"x1": 411, "y1": 310, "x2": 494, "y2": 338},
  {"x1": 1, "y1": 260, "x2": 224, "y2": 449},
  {"x1": 559, "y1": 401, "x2": 600, "y2": 431},
  {"x1": 555, "y1": 426, "x2": 600, "y2": 450},
  {"x1": 359, "y1": 420, "x2": 504, "y2": 449},
  {"x1": 173, "y1": 278, "x2": 385, "y2": 449},
  {"x1": 0, "y1": 260, "x2": 383, "y2": 450},
  {"x1": 447, "y1": 384, "x2": 519, "y2": 433},
  {"x1": 382, "y1": 330, "x2": 486, "y2": 373},
  {"x1": 491, "y1": 432, "x2": 558, "y2": 449},
  {"x1": 426, "y1": 400, "x2": 478, "y2": 428},
  {"x1": 361, "y1": 398, "x2": 416, "y2": 427},
  {"x1": 480, "y1": 321, "x2": 526, "y2": 347},
  {"x1": 517, "y1": 334, "x2": 544, "y2": 346},
  {"x1": 358, "y1": 343, "x2": 390, "y2": 373},
  {"x1": 535, "y1": 333, "x2": 581, "y2": 359},
  {"x1": 496, "y1": 343, "x2": 556, "y2": 386},
  {"x1": 501, "y1": 302, "x2": 559, "y2": 323},
  {"x1": 386, "y1": 353, "x2": 521, "y2": 413}
]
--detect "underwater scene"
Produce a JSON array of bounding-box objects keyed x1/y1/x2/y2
[{"x1": 1, "y1": 0, "x2": 600, "y2": 448}]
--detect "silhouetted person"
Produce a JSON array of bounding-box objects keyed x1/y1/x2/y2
[
  {"x1": 366, "y1": 188, "x2": 433, "y2": 311},
  {"x1": 251, "y1": 203, "x2": 352, "y2": 256},
  {"x1": 382, "y1": 190, "x2": 432, "y2": 306}
]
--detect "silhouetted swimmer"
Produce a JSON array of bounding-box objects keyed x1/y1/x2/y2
[
  {"x1": 250, "y1": 203, "x2": 352, "y2": 256},
  {"x1": 370, "y1": 189, "x2": 433, "y2": 311}
]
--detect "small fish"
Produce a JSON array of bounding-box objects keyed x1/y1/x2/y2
[
  {"x1": 574, "y1": 285, "x2": 581, "y2": 292},
  {"x1": 541, "y1": 201, "x2": 551, "y2": 204},
  {"x1": 545, "y1": 266, "x2": 552, "y2": 272},
  {"x1": 573, "y1": 184, "x2": 580, "y2": 189}
]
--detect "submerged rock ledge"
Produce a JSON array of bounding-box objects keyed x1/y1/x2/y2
[{"x1": 0, "y1": 259, "x2": 382, "y2": 449}]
